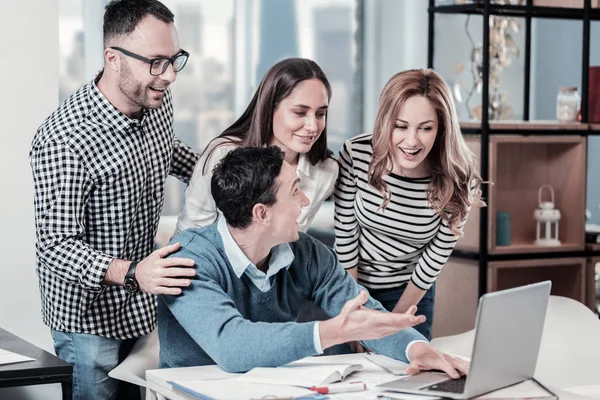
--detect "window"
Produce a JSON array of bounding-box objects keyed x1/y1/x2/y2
[
  {"x1": 59, "y1": 0, "x2": 85, "y2": 102},
  {"x1": 58, "y1": 0, "x2": 363, "y2": 222},
  {"x1": 252, "y1": 0, "x2": 360, "y2": 154},
  {"x1": 160, "y1": 0, "x2": 236, "y2": 216},
  {"x1": 163, "y1": 0, "x2": 361, "y2": 216}
]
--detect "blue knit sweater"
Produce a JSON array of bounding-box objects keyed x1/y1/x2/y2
[{"x1": 158, "y1": 224, "x2": 426, "y2": 372}]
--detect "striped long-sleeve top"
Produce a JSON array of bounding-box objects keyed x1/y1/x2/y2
[{"x1": 334, "y1": 133, "x2": 465, "y2": 291}]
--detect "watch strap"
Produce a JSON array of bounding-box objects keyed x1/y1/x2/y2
[
  {"x1": 124, "y1": 260, "x2": 140, "y2": 293},
  {"x1": 125, "y1": 260, "x2": 139, "y2": 280}
]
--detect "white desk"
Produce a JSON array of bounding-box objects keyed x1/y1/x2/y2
[
  {"x1": 146, "y1": 353, "x2": 409, "y2": 400},
  {"x1": 146, "y1": 364, "x2": 236, "y2": 400},
  {"x1": 145, "y1": 353, "x2": 600, "y2": 400},
  {"x1": 143, "y1": 296, "x2": 600, "y2": 400}
]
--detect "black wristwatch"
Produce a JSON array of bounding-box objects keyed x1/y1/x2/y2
[{"x1": 124, "y1": 261, "x2": 140, "y2": 294}]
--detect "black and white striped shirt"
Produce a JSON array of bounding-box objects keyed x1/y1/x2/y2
[
  {"x1": 30, "y1": 74, "x2": 199, "y2": 339},
  {"x1": 334, "y1": 133, "x2": 463, "y2": 291}
]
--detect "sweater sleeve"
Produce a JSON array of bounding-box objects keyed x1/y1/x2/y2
[
  {"x1": 410, "y1": 178, "x2": 477, "y2": 290},
  {"x1": 410, "y1": 208, "x2": 470, "y2": 290},
  {"x1": 304, "y1": 235, "x2": 427, "y2": 363},
  {"x1": 161, "y1": 252, "x2": 318, "y2": 373},
  {"x1": 334, "y1": 141, "x2": 360, "y2": 270}
]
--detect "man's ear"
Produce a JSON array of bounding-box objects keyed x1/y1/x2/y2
[
  {"x1": 251, "y1": 203, "x2": 271, "y2": 225},
  {"x1": 104, "y1": 47, "x2": 120, "y2": 72}
]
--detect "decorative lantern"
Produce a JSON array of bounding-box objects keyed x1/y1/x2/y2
[{"x1": 533, "y1": 184, "x2": 561, "y2": 246}]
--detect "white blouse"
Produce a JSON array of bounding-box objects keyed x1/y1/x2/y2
[{"x1": 175, "y1": 137, "x2": 339, "y2": 234}]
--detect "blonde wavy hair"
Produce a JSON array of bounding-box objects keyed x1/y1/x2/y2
[{"x1": 369, "y1": 69, "x2": 484, "y2": 236}]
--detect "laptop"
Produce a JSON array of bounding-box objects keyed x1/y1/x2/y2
[{"x1": 378, "y1": 281, "x2": 551, "y2": 399}]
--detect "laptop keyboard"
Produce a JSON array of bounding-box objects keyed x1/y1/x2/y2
[{"x1": 422, "y1": 376, "x2": 467, "y2": 393}]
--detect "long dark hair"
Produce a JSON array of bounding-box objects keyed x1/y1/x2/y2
[{"x1": 202, "y1": 57, "x2": 332, "y2": 173}]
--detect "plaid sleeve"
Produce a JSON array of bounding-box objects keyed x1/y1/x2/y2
[
  {"x1": 31, "y1": 139, "x2": 113, "y2": 292},
  {"x1": 170, "y1": 138, "x2": 199, "y2": 184}
]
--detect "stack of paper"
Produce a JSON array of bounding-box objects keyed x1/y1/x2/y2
[
  {"x1": 0, "y1": 348, "x2": 35, "y2": 366},
  {"x1": 168, "y1": 359, "x2": 364, "y2": 399},
  {"x1": 238, "y1": 362, "x2": 363, "y2": 388},
  {"x1": 364, "y1": 353, "x2": 409, "y2": 376}
]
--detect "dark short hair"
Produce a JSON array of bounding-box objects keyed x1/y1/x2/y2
[
  {"x1": 203, "y1": 58, "x2": 332, "y2": 173},
  {"x1": 211, "y1": 147, "x2": 285, "y2": 229},
  {"x1": 103, "y1": 0, "x2": 174, "y2": 47}
]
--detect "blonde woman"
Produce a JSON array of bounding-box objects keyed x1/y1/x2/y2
[{"x1": 334, "y1": 69, "x2": 484, "y2": 339}]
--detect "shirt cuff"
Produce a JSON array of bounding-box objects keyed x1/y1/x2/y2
[
  {"x1": 313, "y1": 322, "x2": 324, "y2": 354},
  {"x1": 405, "y1": 340, "x2": 429, "y2": 362}
]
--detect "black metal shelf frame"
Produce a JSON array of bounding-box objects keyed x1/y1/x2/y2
[
  {"x1": 453, "y1": 248, "x2": 600, "y2": 262},
  {"x1": 459, "y1": 128, "x2": 590, "y2": 135},
  {"x1": 427, "y1": 0, "x2": 595, "y2": 297},
  {"x1": 431, "y1": 3, "x2": 600, "y2": 20}
]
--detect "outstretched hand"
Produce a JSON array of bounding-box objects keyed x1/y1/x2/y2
[
  {"x1": 338, "y1": 290, "x2": 426, "y2": 341},
  {"x1": 135, "y1": 242, "x2": 196, "y2": 295}
]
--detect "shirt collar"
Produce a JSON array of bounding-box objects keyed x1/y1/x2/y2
[
  {"x1": 297, "y1": 152, "x2": 311, "y2": 177},
  {"x1": 89, "y1": 71, "x2": 148, "y2": 133},
  {"x1": 217, "y1": 216, "x2": 294, "y2": 279}
]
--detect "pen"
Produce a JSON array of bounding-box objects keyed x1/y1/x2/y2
[{"x1": 310, "y1": 381, "x2": 367, "y2": 394}]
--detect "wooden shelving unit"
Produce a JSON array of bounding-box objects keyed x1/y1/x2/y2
[
  {"x1": 456, "y1": 134, "x2": 587, "y2": 255},
  {"x1": 428, "y1": 0, "x2": 600, "y2": 337}
]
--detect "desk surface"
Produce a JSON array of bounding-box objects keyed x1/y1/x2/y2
[
  {"x1": 145, "y1": 354, "x2": 600, "y2": 400},
  {"x1": 0, "y1": 327, "x2": 72, "y2": 385}
]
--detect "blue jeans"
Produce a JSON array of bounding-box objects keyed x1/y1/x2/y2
[
  {"x1": 369, "y1": 283, "x2": 436, "y2": 340},
  {"x1": 51, "y1": 330, "x2": 140, "y2": 400}
]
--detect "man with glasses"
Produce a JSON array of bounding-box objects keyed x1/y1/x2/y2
[{"x1": 29, "y1": 1, "x2": 198, "y2": 399}]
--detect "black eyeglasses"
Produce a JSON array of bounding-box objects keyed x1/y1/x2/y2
[{"x1": 110, "y1": 47, "x2": 189, "y2": 76}]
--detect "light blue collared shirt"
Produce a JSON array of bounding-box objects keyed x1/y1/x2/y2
[
  {"x1": 216, "y1": 217, "x2": 324, "y2": 353},
  {"x1": 217, "y1": 216, "x2": 295, "y2": 292}
]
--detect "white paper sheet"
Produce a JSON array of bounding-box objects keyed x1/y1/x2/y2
[
  {"x1": 0, "y1": 348, "x2": 35, "y2": 366},
  {"x1": 170, "y1": 378, "x2": 315, "y2": 400}
]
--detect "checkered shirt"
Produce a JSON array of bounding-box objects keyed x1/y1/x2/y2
[{"x1": 30, "y1": 74, "x2": 199, "y2": 339}]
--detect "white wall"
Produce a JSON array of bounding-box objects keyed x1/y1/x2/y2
[{"x1": 0, "y1": 0, "x2": 62, "y2": 399}]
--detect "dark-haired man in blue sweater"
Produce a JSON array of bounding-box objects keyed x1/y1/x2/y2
[{"x1": 158, "y1": 146, "x2": 467, "y2": 378}]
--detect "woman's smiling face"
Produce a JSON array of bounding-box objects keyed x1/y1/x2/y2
[
  {"x1": 390, "y1": 95, "x2": 439, "y2": 178},
  {"x1": 269, "y1": 78, "x2": 329, "y2": 163}
]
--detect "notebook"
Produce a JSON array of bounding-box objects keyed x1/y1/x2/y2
[
  {"x1": 237, "y1": 362, "x2": 363, "y2": 388},
  {"x1": 364, "y1": 353, "x2": 409, "y2": 375}
]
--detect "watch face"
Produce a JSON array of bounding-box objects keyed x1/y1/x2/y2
[{"x1": 124, "y1": 277, "x2": 139, "y2": 293}]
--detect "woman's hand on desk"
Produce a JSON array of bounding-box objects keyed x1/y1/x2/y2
[{"x1": 406, "y1": 342, "x2": 469, "y2": 379}]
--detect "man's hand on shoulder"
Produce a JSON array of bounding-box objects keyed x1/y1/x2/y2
[
  {"x1": 406, "y1": 341, "x2": 469, "y2": 379},
  {"x1": 136, "y1": 242, "x2": 196, "y2": 295},
  {"x1": 319, "y1": 291, "x2": 426, "y2": 349}
]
